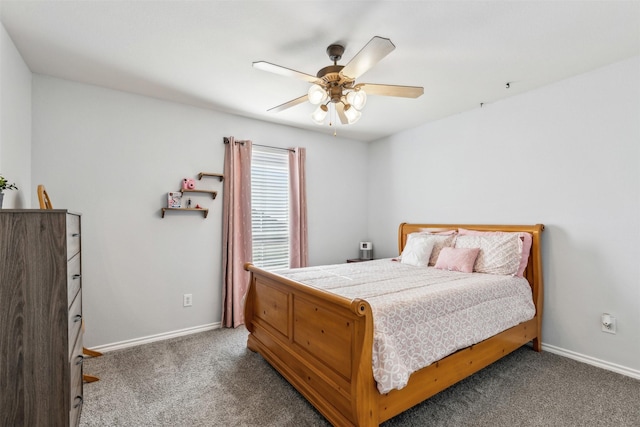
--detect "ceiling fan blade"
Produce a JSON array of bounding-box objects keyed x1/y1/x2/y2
[
  {"x1": 253, "y1": 61, "x2": 319, "y2": 83},
  {"x1": 335, "y1": 103, "x2": 349, "y2": 125},
  {"x1": 355, "y1": 83, "x2": 424, "y2": 98},
  {"x1": 340, "y1": 36, "x2": 395, "y2": 79},
  {"x1": 267, "y1": 94, "x2": 309, "y2": 113}
]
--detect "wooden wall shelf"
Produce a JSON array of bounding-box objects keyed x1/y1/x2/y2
[
  {"x1": 161, "y1": 208, "x2": 209, "y2": 218},
  {"x1": 163, "y1": 172, "x2": 221, "y2": 218},
  {"x1": 198, "y1": 172, "x2": 224, "y2": 181},
  {"x1": 180, "y1": 189, "x2": 217, "y2": 199}
]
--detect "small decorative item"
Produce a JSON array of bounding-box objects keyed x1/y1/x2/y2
[
  {"x1": 187, "y1": 198, "x2": 192, "y2": 208},
  {"x1": 167, "y1": 192, "x2": 182, "y2": 208},
  {"x1": 182, "y1": 178, "x2": 196, "y2": 190},
  {"x1": 195, "y1": 204, "x2": 202, "y2": 209},
  {"x1": 0, "y1": 174, "x2": 19, "y2": 209}
]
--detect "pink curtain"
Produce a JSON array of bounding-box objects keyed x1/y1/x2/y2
[
  {"x1": 221, "y1": 137, "x2": 252, "y2": 327},
  {"x1": 289, "y1": 147, "x2": 308, "y2": 268}
]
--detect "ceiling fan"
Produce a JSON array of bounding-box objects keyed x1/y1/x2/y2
[{"x1": 253, "y1": 36, "x2": 424, "y2": 125}]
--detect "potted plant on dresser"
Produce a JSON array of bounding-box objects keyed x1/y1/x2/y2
[{"x1": 0, "y1": 175, "x2": 18, "y2": 208}]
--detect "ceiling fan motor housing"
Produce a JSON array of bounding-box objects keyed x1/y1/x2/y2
[
  {"x1": 316, "y1": 63, "x2": 356, "y2": 103},
  {"x1": 316, "y1": 65, "x2": 344, "y2": 80}
]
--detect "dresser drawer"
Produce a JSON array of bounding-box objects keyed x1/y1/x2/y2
[
  {"x1": 70, "y1": 330, "x2": 83, "y2": 427},
  {"x1": 68, "y1": 289, "x2": 82, "y2": 357},
  {"x1": 66, "y1": 214, "x2": 81, "y2": 260},
  {"x1": 67, "y1": 254, "x2": 81, "y2": 308},
  {"x1": 70, "y1": 399, "x2": 82, "y2": 427},
  {"x1": 70, "y1": 328, "x2": 84, "y2": 380}
]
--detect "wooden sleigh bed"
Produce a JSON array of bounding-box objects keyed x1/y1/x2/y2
[{"x1": 244, "y1": 223, "x2": 544, "y2": 426}]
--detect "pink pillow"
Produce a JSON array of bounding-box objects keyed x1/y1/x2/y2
[
  {"x1": 458, "y1": 228, "x2": 532, "y2": 277},
  {"x1": 434, "y1": 247, "x2": 480, "y2": 273}
]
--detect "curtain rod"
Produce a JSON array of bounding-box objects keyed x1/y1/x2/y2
[{"x1": 223, "y1": 137, "x2": 294, "y2": 152}]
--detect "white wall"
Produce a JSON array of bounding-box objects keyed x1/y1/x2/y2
[
  {"x1": 368, "y1": 56, "x2": 640, "y2": 375},
  {"x1": 0, "y1": 23, "x2": 31, "y2": 208},
  {"x1": 13, "y1": 25, "x2": 640, "y2": 376},
  {"x1": 31, "y1": 75, "x2": 369, "y2": 348}
]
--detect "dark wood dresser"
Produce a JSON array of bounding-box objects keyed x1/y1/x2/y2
[{"x1": 0, "y1": 209, "x2": 84, "y2": 426}]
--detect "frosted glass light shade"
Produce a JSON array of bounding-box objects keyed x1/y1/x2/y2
[
  {"x1": 344, "y1": 104, "x2": 362, "y2": 124},
  {"x1": 308, "y1": 84, "x2": 328, "y2": 105},
  {"x1": 346, "y1": 90, "x2": 367, "y2": 110},
  {"x1": 311, "y1": 104, "x2": 328, "y2": 124}
]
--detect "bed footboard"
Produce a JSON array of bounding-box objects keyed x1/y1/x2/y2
[{"x1": 244, "y1": 263, "x2": 379, "y2": 427}]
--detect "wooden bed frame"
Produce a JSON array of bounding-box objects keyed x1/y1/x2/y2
[{"x1": 244, "y1": 223, "x2": 544, "y2": 426}]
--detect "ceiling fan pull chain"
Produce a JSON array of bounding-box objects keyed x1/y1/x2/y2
[
  {"x1": 329, "y1": 103, "x2": 334, "y2": 128},
  {"x1": 332, "y1": 105, "x2": 337, "y2": 136}
]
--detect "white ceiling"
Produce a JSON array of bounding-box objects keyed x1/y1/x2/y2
[{"x1": 1, "y1": 1, "x2": 638, "y2": 142}]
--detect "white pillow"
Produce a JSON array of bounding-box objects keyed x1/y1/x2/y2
[
  {"x1": 454, "y1": 234, "x2": 522, "y2": 275},
  {"x1": 416, "y1": 233, "x2": 456, "y2": 266},
  {"x1": 400, "y1": 233, "x2": 436, "y2": 267}
]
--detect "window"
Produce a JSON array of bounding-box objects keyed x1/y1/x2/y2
[{"x1": 251, "y1": 146, "x2": 289, "y2": 270}]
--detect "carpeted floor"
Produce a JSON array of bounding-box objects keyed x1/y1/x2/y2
[{"x1": 80, "y1": 327, "x2": 640, "y2": 427}]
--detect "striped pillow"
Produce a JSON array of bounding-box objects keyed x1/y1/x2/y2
[
  {"x1": 457, "y1": 228, "x2": 532, "y2": 277},
  {"x1": 454, "y1": 234, "x2": 522, "y2": 275}
]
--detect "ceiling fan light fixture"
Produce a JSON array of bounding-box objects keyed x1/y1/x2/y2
[
  {"x1": 311, "y1": 104, "x2": 329, "y2": 124},
  {"x1": 254, "y1": 36, "x2": 423, "y2": 128},
  {"x1": 308, "y1": 84, "x2": 328, "y2": 105},
  {"x1": 346, "y1": 89, "x2": 367, "y2": 110},
  {"x1": 343, "y1": 104, "x2": 362, "y2": 124}
]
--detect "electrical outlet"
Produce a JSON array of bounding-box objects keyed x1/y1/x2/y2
[
  {"x1": 183, "y1": 293, "x2": 193, "y2": 307},
  {"x1": 601, "y1": 313, "x2": 616, "y2": 334}
]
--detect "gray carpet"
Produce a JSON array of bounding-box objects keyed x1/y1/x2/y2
[{"x1": 80, "y1": 327, "x2": 640, "y2": 427}]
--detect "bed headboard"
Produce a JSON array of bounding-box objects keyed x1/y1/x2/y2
[{"x1": 398, "y1": 223, "x2": 545, "y2": 314}]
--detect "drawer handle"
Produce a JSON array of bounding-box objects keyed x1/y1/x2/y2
[
  {"x1": 72, "y1": 233, "x2": 80, "y2": 237},
  {"x1": 75, "y1": 355, "x2": 84, "y2": 365},
  {"x1": 73, "y1": 314, "x2": 83, "y2": 323},
  {"x1": 72, "y1": 274, "x2": 81, "y2": 280},
  {"x1": 73, "y1": 396, "x2": 83, "y2": 408}
]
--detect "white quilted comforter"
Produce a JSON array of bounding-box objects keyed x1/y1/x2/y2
[{"x1": 276, "y1": 259, "x2": 535, "y2": 393}]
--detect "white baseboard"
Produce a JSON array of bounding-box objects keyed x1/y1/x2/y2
[
  {"x1": 542, "y1": 342, "x2": 640, "y2": 380},
  {"x1": 89, "y1": 322, "x2": 221, "y2": 353}
]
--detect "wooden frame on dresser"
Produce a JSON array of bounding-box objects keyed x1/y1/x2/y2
[{"x1": 244, "y1": 223, "x2": 544, "y2": 427}]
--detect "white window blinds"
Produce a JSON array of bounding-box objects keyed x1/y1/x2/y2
[{"x1": 251, "y1": 147, "x2": 290, "y2": 270}]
